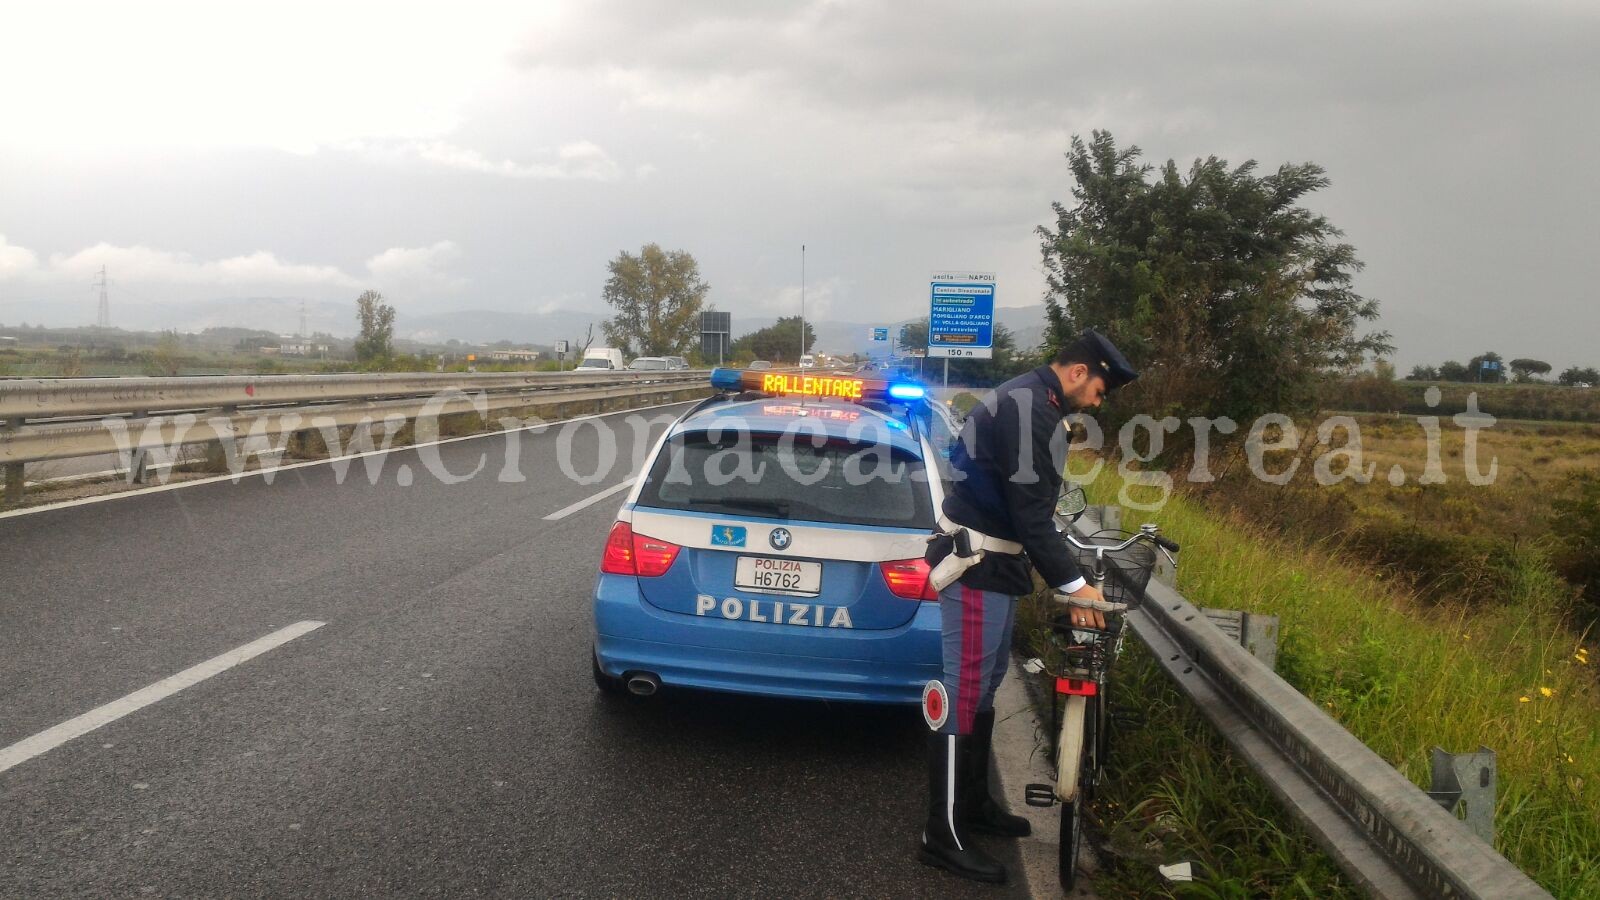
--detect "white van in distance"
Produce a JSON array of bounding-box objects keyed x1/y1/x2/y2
[{"x1": 573, "y1": 347, "x2": 626, "y2": 371}]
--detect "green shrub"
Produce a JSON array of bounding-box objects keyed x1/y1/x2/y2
[
  {"x1": 1343, "y1": 521, "x2": 1531, "y2": 605},
  {"x1": 1551, "y1": 472, "x2": 1600, "y2": 623}
]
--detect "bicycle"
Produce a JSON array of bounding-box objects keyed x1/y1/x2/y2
[{"x1": 1024, "y1": 485, "x2": 1179, "y2": 891}]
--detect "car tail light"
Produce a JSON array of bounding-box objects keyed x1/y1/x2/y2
[
  {"x1": 631, "y1": 531, "x2": 680, "y2": 577},
  {"x1": 600, "y1": 521, "x2": 681, "y2": 577},
  {"x1": 601, "y1": 522, "x2": 636, "y2": 574},
  {"x1": 879, "y1": 558, "x2": 937, "y2": 601}
]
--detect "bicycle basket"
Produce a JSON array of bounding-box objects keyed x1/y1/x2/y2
[{"x1": 1079, "y1": 530, "x2": 1157, "y2": 608}]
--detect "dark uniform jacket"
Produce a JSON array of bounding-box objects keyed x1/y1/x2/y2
[{"x1": 934, "y1": 366, "x2": 1084, "y2": 596}]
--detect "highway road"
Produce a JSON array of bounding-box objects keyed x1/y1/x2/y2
[{"x1": 0, "y1": 401, "x2": 1023, "y2": 898}]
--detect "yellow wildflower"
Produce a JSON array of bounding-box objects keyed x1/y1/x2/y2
[
  {"x1": 1577, "y1": 648, "x2": 1590, "y2": 664},
  {"x1": 1540, "y1": 686, "x2": 1554, "y2": 698},
  {"x1": 1519, "y1": 696, "x2": 1531, "y2": 703}
]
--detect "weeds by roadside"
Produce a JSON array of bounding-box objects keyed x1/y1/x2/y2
[{"x1": 1015, "y1": 472, "x2": 1600, "y2": 898}]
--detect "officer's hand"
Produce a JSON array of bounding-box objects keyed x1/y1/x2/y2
[{"x1": 1065, "y1": 583, "x2": 1106, "y2": 631}]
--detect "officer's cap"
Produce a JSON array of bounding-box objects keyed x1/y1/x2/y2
[{"x1": 1059, "y1": 329, "x2": 1138, "y2": 391}]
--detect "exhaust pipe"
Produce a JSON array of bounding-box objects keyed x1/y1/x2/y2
[{"x1": 626, "y1": 673, "x2": 660, "y2": 696}]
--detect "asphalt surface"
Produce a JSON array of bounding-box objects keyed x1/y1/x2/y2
[{"x1": 0, "y1": 402, "x2": 1023, "y2": 898}]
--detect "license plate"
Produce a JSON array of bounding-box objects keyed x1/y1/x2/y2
[{"x1": 735, "y1": 556, "x2": 822, "y2": 597}]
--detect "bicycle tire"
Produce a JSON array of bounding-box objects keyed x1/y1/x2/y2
[
  {"x1": 1094, "y1": 689, "x2": 1111, "y2": 780},
  {"x1": 1059, "y1": 695, "x2": 1096, "y2": 890},
  {"x1": 1055, "y1": 694, "x2": 1087, "y2": 801}
]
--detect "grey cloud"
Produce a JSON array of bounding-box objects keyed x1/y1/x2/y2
[{"x1": 3, "y1": 1, "x2": 1596, "y2": 371}]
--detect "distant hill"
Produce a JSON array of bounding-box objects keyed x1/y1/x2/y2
[
  {"x1": 405, "y1": 304, "x2": 1050, "y2": 356},
  {"x1": 2, "y1": 291, "x2": 1050, "y2": 356}
]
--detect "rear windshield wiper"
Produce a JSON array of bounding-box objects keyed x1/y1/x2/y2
[{"x1": 708, "y1": 497, "x2": 791, "y2": 516}]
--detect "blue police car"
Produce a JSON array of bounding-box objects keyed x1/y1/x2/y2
[{"x1": 591, "y1": 368, "x2": 957, "y2": 704}]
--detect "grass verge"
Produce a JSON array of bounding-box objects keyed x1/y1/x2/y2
[{"x1": 1015, "y1": 473, "x2": 1598, "y2": 898}]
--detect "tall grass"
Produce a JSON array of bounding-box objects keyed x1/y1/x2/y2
[{"x1": 1022, "y1": 473, "x2": 1599, "y2": 897}]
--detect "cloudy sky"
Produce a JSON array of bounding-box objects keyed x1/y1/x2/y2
[{"x1": 1, "y1": 0, "x2": 1595, "y2": 368}]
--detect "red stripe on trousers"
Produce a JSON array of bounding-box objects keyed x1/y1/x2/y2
[{"x1": 958, "y1": 584, "x2": 984, "y2": 734}]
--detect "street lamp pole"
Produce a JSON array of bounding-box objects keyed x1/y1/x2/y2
[{"x1": 800, "y1": 244, "x2": 806, "y2": 364}]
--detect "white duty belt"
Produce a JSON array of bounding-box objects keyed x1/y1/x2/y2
[
  {"x1": 927, "y1": 516, "x2": 1025, "y2": 592},
  {"x1": 935, "y1": 516, "x2": 1023, "y2": 555}
]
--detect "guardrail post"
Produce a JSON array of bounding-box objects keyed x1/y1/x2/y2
[
  {"x1": 1428, "y1": 746, "x2": 1497, "y2": 844},
  {"x1": 129, "y1": 411, "x2": 151, "y2": 483},
  {"x1": 203, "y1": 406, "x2": 237, "y2": 473},
  {"x1": 2, "y1": 416, "x2": 23, "y2": 506},
  {"x1": 1089, "y1": 503, "x2": 1122, "y2": 532},
  {"x1": 1201, "y1": 608, "x2": 1280, "y2": 670}
]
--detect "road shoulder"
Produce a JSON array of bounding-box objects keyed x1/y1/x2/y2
[{"x1": 992, "y1": 655, "x2": 1101, "y2": 899}]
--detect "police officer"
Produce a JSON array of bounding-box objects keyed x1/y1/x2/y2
[{"x1": 918, "y1": 330, "x2": 1137, "y2": 884}]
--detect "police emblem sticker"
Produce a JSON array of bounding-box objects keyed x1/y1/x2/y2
[
  {"x1": 710, "y1": 525, "x2": 747, "y2": 548},
  {"x1": 768, "y1": 527, "x2": 792, "y2": 551},
  {"x1": 922, "y1": 680, "x2": 950, "y2": 731}
]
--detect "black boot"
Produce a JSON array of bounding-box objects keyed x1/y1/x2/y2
[
  {"x1": 920, "y1": 732, "x2": 1008, "y2": 884},
  {"x1": 962, "y1": 710, "x2": 1032, "y2": 838}
]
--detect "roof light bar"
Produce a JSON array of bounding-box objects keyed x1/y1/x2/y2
[{"x1": 709, "y1": 367, "x2": 925, "y2": 404}]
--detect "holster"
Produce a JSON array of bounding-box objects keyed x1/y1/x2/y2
[{"x1": 926, "y1": 529, "x2": 982, "y2": 593}]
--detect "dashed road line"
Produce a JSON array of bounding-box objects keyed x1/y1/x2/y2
[{"x1": 0, "y1": 621, "x2": 327, "y2": 776}]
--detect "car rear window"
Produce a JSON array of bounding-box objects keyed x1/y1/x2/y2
[{"x1": 636, "y1": 429, "x2": 934, "y2": 529}]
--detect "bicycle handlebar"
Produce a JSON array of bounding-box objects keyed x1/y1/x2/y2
[
  {"x1": 1152, "y1": 535, "x2": 1180, "y2": 553},
  {"x1": 1063, "y1": 531, "x2": 1150, "y2": 553}
]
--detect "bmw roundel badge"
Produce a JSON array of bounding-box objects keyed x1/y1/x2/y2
[{"x1": 768, "y1": 527, "x2": 793, "y2": 551}]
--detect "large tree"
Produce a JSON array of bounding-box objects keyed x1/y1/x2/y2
[
  {"x1": 731, "y1": 316, "x2": 814, "y2": 363},
  {"x1": 1509, "y1": 358, "x2": 1552, "y2": 382},
  {"x1": 354, "y1": 290, "x2": 395, "y2": 364},
  {"x1": 600, "y1": 244, "x2": 709, "y2": 356},
  {"x1": 1039, "y1": 131, "x2": 1390, "y2": 426},
  {"x1": 1466, "y1": 351, "x2": 1506, "y2": 383},
  {"x1": 896, "y1": 319, "x2": 929, "y2": 356}
]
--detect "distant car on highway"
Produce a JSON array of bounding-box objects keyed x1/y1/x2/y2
[
  {"x1": 799, "y1": 354, "x2": 816, "y2": 369},
  {"x1": 747, "y1": 360, "x2": 773, "y2": 370},
  {"x1": 664, "y1": 356, "x2": 690, "y2": 370},
  {"x1": 591, "y1": 367, "x2": 952, "y2": 704},
  {"x1": 628, "y1": 357, "x2": 670, "y2": 371}
]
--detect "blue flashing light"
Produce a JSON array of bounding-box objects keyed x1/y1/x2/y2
[
  {"x1": 709, "y1": 368, "x2": 744, "y2": 391},
  {"x1": 887, "y1": 382, "x2": 925, "y2": 401}
]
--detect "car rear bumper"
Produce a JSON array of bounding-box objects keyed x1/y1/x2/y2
[{"x1": 593, "y1": 579, "x2": 942, "y2": 705}]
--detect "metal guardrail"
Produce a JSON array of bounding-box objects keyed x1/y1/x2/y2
[
  {"x1": 0, "y1": 370, "x2": 704, "y2": 419},
  {"x1": 1072, "y1": 509, "x2": 1550, "y2": 899},
  {"x1": 0, "y1": 370, "x2": 711, "y2": 502}
]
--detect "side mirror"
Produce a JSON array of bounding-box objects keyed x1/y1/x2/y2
[{"x1": 1056, "y1": 483, "x2": 1087, "y2": 523}]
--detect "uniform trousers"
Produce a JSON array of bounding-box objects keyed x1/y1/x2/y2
[{"x1": 934, "y1": 582, "x2": 1016, "y2": 736}]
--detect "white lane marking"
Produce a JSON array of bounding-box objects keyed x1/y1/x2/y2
[
  {"x1": 544, "y1": 478, "x2": 635, "y2": 520},
  {"x1": 0, "y1": 621, "x2": 326, "y2": 776},
  {"x1": 0, "y1": 400, "x2": 696, "y2": 521}
]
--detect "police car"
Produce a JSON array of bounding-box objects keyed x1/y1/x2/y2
[{"x1": 591, "y1": 368, "x2": 960, "y2": 704}]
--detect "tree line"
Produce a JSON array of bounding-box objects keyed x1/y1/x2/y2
[{"x1": 1406, "y1": 351, "x2": 1597, "y2": 386}]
